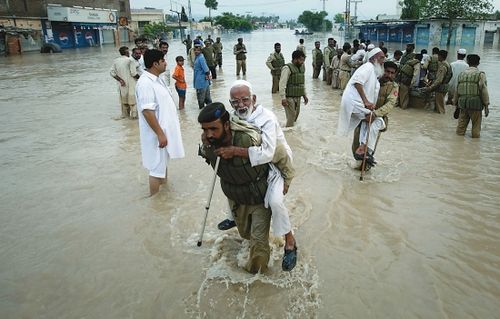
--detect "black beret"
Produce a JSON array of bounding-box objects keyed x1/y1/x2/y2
[{"x1": 198, "y1": 102, "x2": 228, "y2": 123}]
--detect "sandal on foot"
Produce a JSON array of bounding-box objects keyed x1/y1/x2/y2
[
  {"x1": 217, "y1": 219, "x2": 236, "y2": 231},
  {"x1": 282, "y1": 245, "x2": 297, "y2": 271}
]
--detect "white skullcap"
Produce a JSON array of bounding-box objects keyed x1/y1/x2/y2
[
  {"x1": 360, "y1": 43, "x2": 366, "y2": 49},
  {"x1": 367, "y1": 44, "x2": 375, "y2": 50},
  {"x1": 230, "y1": 80, "x2": 253, "y2": 93},
  {"x1": 367, "y1": 47, "x2": 383, "y2": 60},
  {"x1": 457, "y1": 48, "x2": 467, "y2": 55}
]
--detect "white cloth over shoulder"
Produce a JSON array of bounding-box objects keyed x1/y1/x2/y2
[
  {"x1": 337, "y1": 62, "x2": 380, "y2": 136},
  {"x1": 245, "y1": 104, "x2": 292, "y2": 166},
  {"x1": 135, "y1": 71, "x2": 184, "y2": 170}
]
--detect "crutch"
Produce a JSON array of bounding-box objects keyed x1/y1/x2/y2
[
  {"x1": 360, "y1": 112, "x2": 373, "y2": 181},
  {"x1": 197, "y1": 156, "x2": 221, "y2": 247}
]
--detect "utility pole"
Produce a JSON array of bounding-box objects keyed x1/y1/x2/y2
[
  {"x1": 170, "y1": 1, "x2": 185, "y2": 40},
  {"x1": 345, "y1": 0, "x2": 350, "y2": 39},
  {"x1": 188, "y1": 0, "x2": 192, "y2": 37},
  {"x1": 352, "y1": 0, "x2": 362, "y2": 25},
  {"x1": 322, "y1": 0, "x2": 327, "y2": 33}
]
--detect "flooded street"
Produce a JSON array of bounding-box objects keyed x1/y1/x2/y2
[{"x1": 1, "y1": 29, "x2": 499, "y2": 318}]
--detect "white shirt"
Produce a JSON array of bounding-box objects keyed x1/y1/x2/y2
[
  {"x1": 130, "y1": 56, "x2": 142, "y2": 76},
  {"x1": 243, "y1": 104, "x2": 292, "y2": 166},
  {"x1": 337, "y1": 62, "x2": 380, "y2": 136},
  {"x1": 449, "y1": 59, "x2": 469, "y2": 92},
  {"x1": 159, "y1": 53, "x2": 171, "y2": 86},
  {"x1": 138, "y1": 56, "x2": 146, "y2": 72},
  {"x1": 135, "y1": 71, "x2": 185, "y2": 170}
]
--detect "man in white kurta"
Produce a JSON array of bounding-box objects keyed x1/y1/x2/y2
[
  {"x1": 216, "y1": 80, "x2": 298, "y2": 268},
  {"x1": 337, "y1": 48, "x2": 386, "y2": 159},
  {"x1": 110, "y1": 46, "x2": 138, "y2": 119},
  {"x1": 136, "y1": 49, "x2": 185, "y2": 195},
  {"x1": 447, "y1": 48, "x2": 469, "y2": 104}
]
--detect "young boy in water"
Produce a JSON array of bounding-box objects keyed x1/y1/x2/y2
[{"x1": 172, "y1": 56, "x2": 186, "y2": 110}]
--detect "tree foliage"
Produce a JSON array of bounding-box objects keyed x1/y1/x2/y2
[
  {"x1": 142, "y1": 22, "x2": 171, "y2": 38},
  {"x1": 297, "y1": 10, "x2": 332, "y2": 32},
  {"x1": 334, "y1": 13, "x2": 344, "y2": 24},
  {"x1": 420, "y1": 0, "x2": 493, "y2": 46},
  {"x1": 400, "y1": 0, "x2": 424, "y2": 19},
  {"x1": 205, "y1": 0, "x2": 218, "y2": 23},
  {"x1": 214, "y1": 12, "x2": 254, "y2": 32}
]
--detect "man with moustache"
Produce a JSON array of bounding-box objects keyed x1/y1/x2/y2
[
  {"x1": 198, "y1": 103, "x2": 273, "y2": 274},
  {"x1": 351, "y1": 61, "x2": 399, "y2": 165},
  {"x1": 265, "y1": 42, "x2": 285, "y2": 94},
  {"x1": 110, "y1": 46, "x2": 138, "y2": 119},
  {"x1": 215, "y1": 80, "x2": 298, "y2": 271},
  {"x1": 279, "y1": 50, "x2": 309, "y2": 127},
  {"x1": 337, "y1": 48, "x2": 386, "y2": 165},
  {"x1": 135, "y1": 49, "x2": 185, "y2": 195},
  {"x1": 311, "y1": 41, "x2": 323, "y2": 79},
  {"x1": 130, "y1": 47, "x2": 143, "y2": 77},
  {"x1": 158, "y1": 41, "x2": 171, "y2": 86}
]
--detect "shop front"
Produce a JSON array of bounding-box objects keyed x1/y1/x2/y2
[{"x1": 45, "y1": 5, "x2": 118, "y2": 49}]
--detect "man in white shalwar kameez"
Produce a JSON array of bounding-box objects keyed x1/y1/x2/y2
[
  {"x1": 136, "y1": 49, "x2": 185, "y2": 195},
  {"x1": 337, "y1": 48, "x2": 386, "y2": 164},
  {"x1": 110, "y1": 46, "x2": 138, "y2": 119},
  {"x1": 215, "y1": 80, "x2": 298, "y2": 271}
]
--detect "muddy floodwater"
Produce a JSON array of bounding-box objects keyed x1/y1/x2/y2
[{"x1": 1, "y1": 29, "x2": 499, "y2": 318}]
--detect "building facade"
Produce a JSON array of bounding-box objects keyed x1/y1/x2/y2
[{"x1": 0, "y1": 0, "x2": 131, "y2": 54}]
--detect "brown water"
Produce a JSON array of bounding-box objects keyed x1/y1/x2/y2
[{"x1": 1, "y1": 29, "x2": 499, "y2": 318}]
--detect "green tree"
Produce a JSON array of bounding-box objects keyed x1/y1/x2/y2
[
  {"x1": 400, "y1": 0, "x2": 424, "y2": 19},
  {"x1": 334, "y1": 13, "x2": 344, "y2": 24},
  {"x1": 142, "y1": 22, "x2": 171, "y2": 39},
  {"x1": 297, "y1": 10, "x2": 332, "y2": 32},
  {"x1": 214, "y1": 12, "x2": 255, "y2": 32},
  {"x1": 420, "y1": 0, "x2": 493, "y2": 46},
  {"x1": 205, "y1": 0, "x2": 218, "y2": 25}
]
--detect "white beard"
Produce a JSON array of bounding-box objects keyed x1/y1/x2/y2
[
  {"x1": 235, "y1": 107, "x2": 251, "y2": 120},
  {"x1": 374, "y1": 62, "x2": 384, "y2": 78}
]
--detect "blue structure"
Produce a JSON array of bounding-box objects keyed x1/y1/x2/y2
[{"x1": 357, "y1": 20, "x2": 417, "y2": 44}]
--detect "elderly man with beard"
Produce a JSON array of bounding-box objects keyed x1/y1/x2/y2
[
  {"x1": 215, "y1": 80, "x2": 298, "y2": 271},
  {"x1": 198, "y1": 101, "x2": 296, "y2": 273},
  {"x1": 337, "y1": 48, "x2": 386, "y2": 166},
  {"x1": 351, "y1": 61, "x2": 399, "y2": 166}
]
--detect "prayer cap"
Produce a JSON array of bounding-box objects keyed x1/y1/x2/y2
[
  {"x1": 367, "y1": 47, "x2": 383, "y2": 60},
  {"x1": 367, "y1": 44, "x2": 375, "y2": 50},
  {"x1": 457, "y1": 48, "x2": 467, "y2": 55},
  {"x1": 198, "y1": 102, "x2": 228, "y2": 123}
]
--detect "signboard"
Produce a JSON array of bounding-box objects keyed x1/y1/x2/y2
[{"x1": 48, "y1": 6, "x2": 117, "y2": 24}]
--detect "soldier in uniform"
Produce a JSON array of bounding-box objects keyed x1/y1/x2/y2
[
  {"x1": 311, "y1": 41, "x2": 323, "y2": 79},
  {"x1": 424, "y1": 50, "x2": 452, "y2": 114},
  {"x1": 265, "y1": 42, "x2": 285, "y2": 94},
  {"x1": 338, "y1": 42, "x2": 353, "y2": 92},
  {"x1": 331, "y1": 49, "x2": 343, "y2": 89},
  {"x1": 233, "y1": 38, "x2": 247, "y2": 76},
  {"x1": 423, "y1": 47, "x2": 440, "y2": 84},
  {"x1": 198, "y1": 103, "x2": 272, "y2": 274},
  {"x1": 397, "y1": 54, "x2": 420, "y2": 109},
  {"x1": 202, "y1": 39, "x2": 217, "y2": 79},
  {"x1": 399, "y1": 43, "x2": 416, "y2": 66},
  {"x1": 279, "y1": 50, "x2": 309, "y2": 127},
  {"x1": 213, "y1": 37, "x2": 223, "y2": 68},
  {"x1": 454, "y1": 54, "x2": 490, "y2": 138},
  {"x1": 323, "y1": 38, "x2": 336, "y2": 84},
  {"x1": 352, "y1": 61, "x2": 399, "y2": 164}
]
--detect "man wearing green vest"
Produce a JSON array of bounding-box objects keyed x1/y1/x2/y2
[
  {"x1": 233, "y1": 37, "x2": 247, "y2": 76},
  {"x1": 213, "y1": 37, "x2": 223, "y2": 68},
  {"x1": 198, "y1": 103, "x2": 272, "y2": 274},
  {"x1": 266, "y1": 42, "x2": 285, "y2": 94},
  {"x1": 279, "y1": 50, "x2": 309, "y2": 127},
  {"x1": 202, "y1": 39, "x2": 217, "y2": 79},
  {"x1": 323, "y1": 38, "x2": 336, "y2": 84},
  {"x1": 311, "y1": 41, "x2": 323, "y2": 79},
  {"x1": 424, "y1": 50, "x2": 452, "y2": 114},
  {"x1": 454, "y1": 54, "x2": 490, "y2": 138}
]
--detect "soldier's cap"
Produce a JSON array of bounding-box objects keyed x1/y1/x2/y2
[
  {"x1": 198, "y1": 102, "x2": 228, "y2": 123},
  {"x1": 457, "y1": 48, "x2": 467, "y2": 55},
  {"x1": 204, "y1": 39, "x2": 210, "y2": 43}
]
